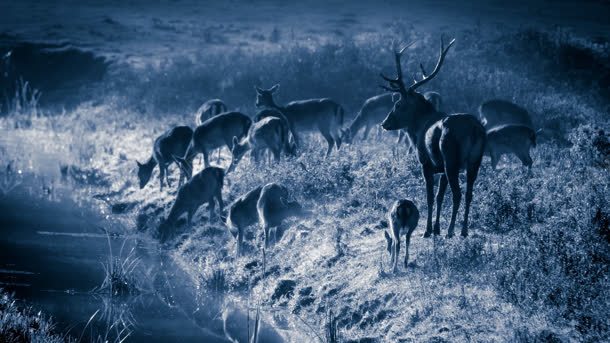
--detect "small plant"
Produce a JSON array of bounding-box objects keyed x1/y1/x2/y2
[
  {"x1": 95, "y1": 237, "x2": 142, "y2": 297},
  {"x1": 5, "y1": 78, "x2": 41, "y2": 118}
]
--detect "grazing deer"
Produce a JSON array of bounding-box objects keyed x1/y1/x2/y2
[
  {"x1": 478, "y1": 100, "x2": 538, "y2": 169},
  {"x1": 137, "y1": 126, "x2": 193, "y2": 191},
  {"x1": 380, "y1": 38, "x2": 486, "y2": 238},
  {"x1": 226, "y1": 186, "x2": 263, "y2": 255},
  {"x1": 383, "y1": 199, "x2": 420, "y2": 272},
  {"x1": 255, "y1": 84, "x2": 344, "y2": 157},
  {"x1": 341, "y1": 93, "x2": 395, "y2": 144},
  {"x1": 478, "y1": 99, "x2": 533, "y2": 130},
  {"x1": 486, "y1": 124, "x2": 536, "y2": 169},
  {"x1": 257, "y1": 183, "x2": 304, "y2": 248},
  {"x1": 253, "y1": 108, "x2": 297, "y2": 158},
  {"x1": 178, "y1": 111, "x2": 251, "y2": 178},
  {"x1": 195, "y1": 99, "x2": 228, "y2": 126},
  {"x1": 158, "y1": 166, "x2": 224, "y2": 242},
  {"x1": 227, "y1": 116, "x2": 292, "y2": 173}
]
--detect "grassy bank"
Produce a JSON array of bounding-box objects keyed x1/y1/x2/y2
[
  {"x1": 0, "y1": 289, "x2": 67, "y2": 343},
  {"x1": 1, "y1": 22, "x2": 608, "y2": 342}
]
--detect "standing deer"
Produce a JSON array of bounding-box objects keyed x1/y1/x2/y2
[
  {"x1": 137, "y1": 125, "x2": 193, "y2": 191},
  {"x1": 383, "y1": 199, "x2": 420, "y2": 272},
  {"x1": 380, "y1": 38, "x2": 486, "y2": 238},
  {"x1": 226, "y1": 186, "x2": 263, "y2": 255},
  {"x1": 177, "y1": 111, "x2": 251, "y2": 178},
  {"x1": 257, "y1": 183, "x2": 304, "y2": 248},
  {"x1": 227, "y1": 116, "x2": 290, "y2": 173},
  {"x1": 255, "y1": 84, "x2": 344, "y2": 157},
  {"x1": 195, "y1": 99, "x2": 228, "y2": 126},
  {"x1": 158, "y1": 166, "x2": 224, "y2": 242}
]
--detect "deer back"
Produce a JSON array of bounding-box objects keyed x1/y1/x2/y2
[{"x1": 478, "y1": 99, "x2": 533, "y2": 131}]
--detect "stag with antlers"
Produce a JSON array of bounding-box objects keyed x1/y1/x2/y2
[{"x1": 380, "y1": 38, "x2": 486, "y2": 238}]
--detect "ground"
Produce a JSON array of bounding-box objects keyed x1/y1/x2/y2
[{"x1": 0, "y1": 1, "x2": 609, "y2": 342}]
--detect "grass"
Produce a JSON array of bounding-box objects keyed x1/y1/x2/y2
[
  {"x1": 0, "y1": 289, "x2": 66, "y2": 343},
  {"x1": 0, "y1": 21, "x2": 608, "y2": 342},
  {"x1": 94, "y1": 236, "x2": 143, "y2": 297}
]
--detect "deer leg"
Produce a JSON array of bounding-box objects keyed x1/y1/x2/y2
[
  {"x1": 331, "y1": 130, "x2": 342, "y2": 149},
  {"x1": 434, "y1": 175, "x2": 448, "y2": 235},
  {"x1": 490, "y1": 152, "x2": 500, "y2": 170},
  {"x1": 516, "y1": 149, "x2": 533, "y2": 168},
  {"x1": 393, "y1": 232, "x2": 400, "y2": 273},
  {"x1": 361, "y1": 125, "x2": 371, "y2": 141},
  {"x1": 237, "y1": 226, "x2": 244, "y2": 256},
  {"x1": 404, "y1": 232, "x2": 411, "y2": 268},
  {"x1": 396, "y1": 130, "x2": 404, "y2": 144},
  {"x1": 272, "y1": 147, "x2": 281, "y2": 163},
  {"x1": 423, "y1": 168, "x2": 435, "y2": 238},
  {"x1": 203, "y1": 151, "x2": 210, "y2": 168},
  {"x1": 216, "y1": 190, "x2": 224, "y2": 219},
  {"x1": 445, "y1": 167, "x2": 462, "y2": 239},
  {"x1": 263, "y1": 225, "x2": 270, "y2": 249},
  {"x1": 178, "y1": 166, "x2": 184, "y2": 187},
  {"x1": 216, "y1": 148, "x2": 221, "y2": 163},
  {"x1": 187, "y1": 207, "x2": 195, "y2": 226},
  {"x1": 463, "y1": 161, "x2": 481, "y2": 237},
  {"x1": 164, "y1": 166, "x2": 172, "y2": 188},
  {"x1": 321, "y1": 130, "x2": 334, "y2": 157},
  {"x1": 159, "y1": 167, "x2": 166, "y2": 191},
  {"x1": 376, "y1": 126, "x2": 382, "y2": 141},
  {"x1": 208, "y1": 199, "x2": 216, "y2": 221}
]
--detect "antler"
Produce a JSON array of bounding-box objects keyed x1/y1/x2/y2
[
  {"x1": 408, "y1": 37, "x2": 455, "y2": 92},
  {"x1": 380, "y1": 41, "x2": 416, "y2": 94}
]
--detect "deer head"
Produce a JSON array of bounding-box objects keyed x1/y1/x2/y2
[
  {"x1": 255, "y1": 84, "x2": 280, "y2": 108},
  {"x1": 380, "y1": 38, "x2": 455, "y2": 131}
]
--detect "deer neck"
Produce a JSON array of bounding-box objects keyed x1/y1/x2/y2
[
  {"x1": 267, "y1": 98, "x2": 284, "y2": 112},
  {"x1": 411, "y1": 109, "x2": 446, "y2": 146},
  {"x1": 144, "y1": 156, "x2": 157, "y2": 170},
  {"x1": 349, "y1": 112, "x2": 365, "y2": 133}
]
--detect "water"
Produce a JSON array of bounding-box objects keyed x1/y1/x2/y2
[{"x1": 0, "y1": 190, "x2": 235, "y2": 342}]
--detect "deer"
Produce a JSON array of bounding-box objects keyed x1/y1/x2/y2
[
  {"x1": 486, "y1": 124, "x2": 536, "y2": 169},
  {"x1": 226, "y1": 186, "x2": 263, "y2": 256},
  {"x1": 478, "y1": 99, "x2": 538, "y2": 169},
  {"x1": 227, "y1": 116, "x2": 291, "y2": 173},
  {"x1": 257, "y1": 183, "x2": 304, "y2": 248},
  {"x1": 137, "y1": 125, "x2": 193, "y2": 191},
  {"x1": 158, "y1": 166, "x2": 224, "y2": 242},
  {"x1": 177, "y1": 111, "x2": 251, "y2": 179},
  {"x1": 255, "y1": 84, "x2": 345, "y2": 157},
  {"x1": 478, "y1": 99, "x2": 534, "y2": 131},
  {"x1": 253, "y1": 108, "x2": 297, "y2": 158},
  {"x1": 341, "y1": 93, "x2": 395, "y2": 144},
  {"x1": 383, "y1": 199, "x2": 420, "y2": 272},
  {"x1": 380, "y1": 38, "x2": 486, "y2": 238},
  {"x1": 195, "y1": 99, "x2": 228, "y2": 126}
]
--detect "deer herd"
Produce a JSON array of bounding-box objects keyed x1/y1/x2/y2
[{"x1": 135, "y1": 37, "x2": 538, "y2": 270}]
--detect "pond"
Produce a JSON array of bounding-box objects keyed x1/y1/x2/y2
[{"x1": 0, "y1": 189, "x2": 273, "y2": 342}]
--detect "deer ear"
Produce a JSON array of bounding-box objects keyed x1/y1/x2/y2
[
  {"x1": 255, "y1": 86, "x2": 263, "y2": 93},
  {"x1": 232, "y1": 136, "x2": 239, "y2": 147},
  {"x1": 270, "y1": 84, "x2": 280, "y2": 93},
  {"x1": 136, "y1": 160, "x2": 142, "y2": 168}
]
